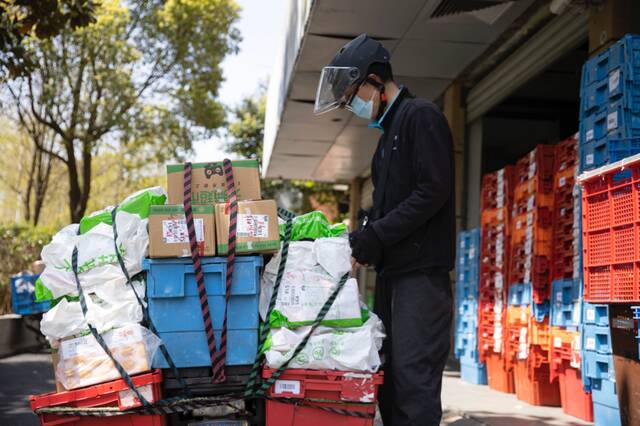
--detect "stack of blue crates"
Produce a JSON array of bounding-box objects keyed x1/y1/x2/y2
[
  {"x1": 454, "y1": 228, "x2": 486, "y2": 385},
  {"x1": 582, "y1": 303, "x2": 621, "y2": 426},
  {"x1": 143, "y1": 256, "x2": 262, "y2": 368},
  {"x1": 579, "y1": 35, "x2": 640, "y2": 172},
  {"x1": 10, "y1": 273, "x2": 50, "y2": 316}
]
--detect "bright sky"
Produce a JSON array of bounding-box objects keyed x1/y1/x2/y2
[{"x1": 193, "y1": 0, "x2": 286, "y2": 161}]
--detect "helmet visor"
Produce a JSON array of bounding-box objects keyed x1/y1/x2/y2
[{"x1": 314, "y1": 66, "x2": 361, "y2": 115}]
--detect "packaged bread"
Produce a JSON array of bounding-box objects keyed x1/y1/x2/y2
[{"x1": 56, "y1": 324, "x2": 160, "y2": 390}]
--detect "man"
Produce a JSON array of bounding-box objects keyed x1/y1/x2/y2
[{"x1": 314, "y1": 34, "x2": 455, "y2": 426}]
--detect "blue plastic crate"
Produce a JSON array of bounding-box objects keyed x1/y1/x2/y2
[
  {"x1": 580, "y1": 137, "x2": 640, "y2": 171},
  {"x1": 10, "y1": 273, "x2": 50, "y2": 316},
  {"x1": 455, "y1": 330, "x2": 480, "y2": 361},
  {"x1": 591, "y1": 377, "x2": 620, "y2": 410},
  {"x1": 455, "y1": 280, "x2": 478, "y2": 302},
  {"x1": 507, "y1": 283, "x2": 531, "y2": 306},
  {"x1": 582, "y1": 34, "x2": 640, "y2": 88},
  {"x1": 550, "y1": 279, "x2": 582, "y2": 327},
  {"x1": 593, "y1": 402, "x2": 621, "y2": 426},
  {"x1": 460, "y1": 360, "x2": 487, "y2": 385},
  {"x1": 583, "y1": 350, "x2": 615, "y2": 381},
  {"x1": 583, "y1": 324, "x2": 612, "y2": 355},
  {"x1": 531, "y1": 300, "x2": 550, "y2": 322},
  {"x1": 143, "y1": 256, "x2": 262, "y2": 368},
  {"x1": 456, "y1": 229, "x2": 480, "y2": 280},
  {"x1": 580, "y1": 100, "x2": 640, "y2": 145},
  {"x1": 456, "y1": 298, "x2": 478, "y2": 319},
  {"x1": 581, "y1": 64, "x2": 640, "y2": 115},
  {"x1": 584, "y1": 303, "x2": 610, "y2": 326}
]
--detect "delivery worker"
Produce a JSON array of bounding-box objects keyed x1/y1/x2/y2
[{"x1": 314, "y1": 34, "x2": 455, "y2": 426}]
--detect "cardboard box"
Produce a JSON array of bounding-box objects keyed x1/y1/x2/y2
[
  {"x1": 588, "y1": 0, "x2": 640, "y2": 55},
  {"x1": 148, "y1": 204, "x2": 216, "y2": 258},
  {"x1": 166, "y1": 160, "x2": 261, "y2": 205},
  {"x1": 215, "y1": 199, "x2": 280, "y2": 255}
]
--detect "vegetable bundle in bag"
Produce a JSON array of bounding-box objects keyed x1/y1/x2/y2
[{"x1": 260, "y1": 237, "x2": 362, "y2": 328}]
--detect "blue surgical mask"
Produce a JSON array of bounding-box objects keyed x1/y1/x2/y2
[{"x1": 349, "y1": 95, "x2": 373, "y2": 120}]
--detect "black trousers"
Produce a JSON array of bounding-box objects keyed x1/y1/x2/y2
[{"x1": 375, "y1": 270, "x2": 453, "y2": 426}]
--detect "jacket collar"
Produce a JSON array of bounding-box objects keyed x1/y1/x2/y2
[{"x1": 368, "y1": 85, "x2": 408, "y2": 132}]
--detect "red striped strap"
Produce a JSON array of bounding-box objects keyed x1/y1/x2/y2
[
  {"x1": 211, "y1": 158, "x2": 238, "y2": 383},
  {"x1": 183, "y1": 162, "x2": 219, "y2": 374}
]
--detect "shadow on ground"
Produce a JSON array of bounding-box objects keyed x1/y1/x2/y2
[{"x1": 0, "y1": 352, "x2": 54, "y2": 426}]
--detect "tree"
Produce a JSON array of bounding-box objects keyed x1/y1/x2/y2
[
  {"x1": 225, "y1": 89, "x2": 348, "y2": 218},
  {"x1": 4, "y1": 0, "x2": 240, "y2": 222},
  {"x1": 0, "y1": 118, "x2": 57, "y2": 225},
  {"x1": 0, "y1": 0, "x2": 96, "y2": 79}
]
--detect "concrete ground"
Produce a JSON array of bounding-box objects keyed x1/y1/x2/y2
[{"x1": 1, "y1": 353, "x2": 593, "y2": 426}]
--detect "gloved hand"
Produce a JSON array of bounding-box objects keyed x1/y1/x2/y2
[{"x1": 349, "y1": 227, "x2": 383, "y2": 267}]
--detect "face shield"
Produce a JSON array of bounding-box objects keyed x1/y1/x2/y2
[{"x1": 313, "y1": 66, "x2": 361, "y2": 115}]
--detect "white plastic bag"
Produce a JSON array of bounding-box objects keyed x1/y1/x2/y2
[
  {"x1": 260, "y1": 238, "x2": 359, "y2": 327},
  {"x1": 39, "y1": 212, "x2": 148, "y2": 299},
  {"x1": 265, "y1": 311, "x2": 385, "y2": 372},
  {"x1": 56, "y1": 324, "x2": 160, "y2": 390},
  {"x1": 40, "y1": 277, "x2": 145, "y2": 341}
]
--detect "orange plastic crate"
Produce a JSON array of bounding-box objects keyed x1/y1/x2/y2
[
  {"x1": 529, "y1": 318, "x2": 551, "y2": 352},
  {"x1": 555, "y1": 360, "x2": 594, "y2": 422},
  {"x1": 581, "y1": 156, "x2": 640, "y2": 301},
  {"x1": 514, "y1": 360, "x2": 561, "y2": 407},
  {"x1": 486, "y1": 353, "x2": 515, "y2": 394}
]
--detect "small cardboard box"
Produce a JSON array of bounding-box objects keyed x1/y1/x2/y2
[
  {"x1": 215, "y1": 199, "x2": 280, "y2": 255},
  {"x1": 166, "y1": 160, "x2": 261, "y2": 205},
  {"x1": 148, "y1": 204, "x2": 216, "y2": 258}
]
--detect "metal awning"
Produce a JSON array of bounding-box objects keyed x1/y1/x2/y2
[{"x1": 263, "y1": 0, "x2": 535, "y2": 182}]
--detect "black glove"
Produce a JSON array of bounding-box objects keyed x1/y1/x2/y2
[{"x1": 349, "y1": 227, "x2": 383, "y2": 266}]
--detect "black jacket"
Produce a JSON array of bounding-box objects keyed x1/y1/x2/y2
[{"x1": 368, "y1": 87, "x2": 455, "y2": 276}]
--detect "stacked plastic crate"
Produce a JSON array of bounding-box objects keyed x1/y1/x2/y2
[
  {"x1": 508, "y1": 145, "x2": 561, "y2": 406},
  {"x1": 478, "y1": 167, "x2": 514, "y2": 393},
  {"x1": 454, "y1": 228, "x2": 485, "y2": 384},
  {"x1": 549, "y1": 135, "x2": 594, "y2": 422},
  {"x1": 580, "y1": 35, "x2": 640, "y2": 172},
  {"x1": 577, "y1": 34, "x2": 640, "y2": 426}
]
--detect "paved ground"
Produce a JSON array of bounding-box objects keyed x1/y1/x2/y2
[{"x1": 1, "y1": 353, "x2": 593, "y2": 425}]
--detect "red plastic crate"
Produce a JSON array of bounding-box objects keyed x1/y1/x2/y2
[
  {"x1": 485, "y1": 353, "x2": 515, "y2": 394},
  {"x1": 263, "y1": 368, "x2": 383, "y2": 426},
  {"x1": 481, "y1": 166, "x2": 514, "y2": 213},
  {"x1": 512, "y1": 145, "x2": 557, "y2": 194},
  {"x1": 581, "y1": 157, "x2": 640, "y2": 301},
  {"x1": 29, "y1": 370, "x2": 164, "y2": 426},
  {"x1": 555, "y1": 360, "x2": 594, "y2": 422},
  {"x1": 555, "y1": 135, "x2": 578, "y2": 172},
  {"x1": 514, "y1": 360, "x2": 561, "y2": 407}
]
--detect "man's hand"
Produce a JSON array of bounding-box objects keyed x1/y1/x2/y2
[{"x1": 349, "y1": 227, "x2": 383, "y2": 267}]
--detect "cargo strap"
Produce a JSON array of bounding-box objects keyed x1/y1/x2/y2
[
  {"x1": 243, "y1": 207, "x2": 296, "y2": 398},
  {"x1": 110, "y1": 208, "x2": 190, "y2": 396},
  {"x1": 211, "y1": 158, "x2": 239, "y2": 382},
  {"x1": 243, "y1": 207, "x2": 353, "y2": 398},
  {"x1": 34, "y1": 393, "x2": 373, "y2": 419},
  {"x1": 183, "y1": 161, "x2": 223, "y2": 383},
  {"x1": 71, "y1": 246, "x2": 152, "y2": 407}
]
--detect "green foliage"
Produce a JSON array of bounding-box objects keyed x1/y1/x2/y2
[
  {"x1": 4, "y1": 0, "x2": 241, "y2": 222},
  {"x1": 0, "y1": 223, "x2": 53, "y2": 314},
  {"x1": 227, "y1": 93, "x2": 265, "y2": 161},
  {"x1": 0, "y1": 0, "x2": 96, "y2": 78},
  {"x1": 225, "y1": 89, "x2": 347, "y2": 217}
]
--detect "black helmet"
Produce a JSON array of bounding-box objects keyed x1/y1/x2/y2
[{"x1": 314, "y1": 34, "x2": 390, "y2": 115}]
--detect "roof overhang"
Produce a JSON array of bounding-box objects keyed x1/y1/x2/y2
[{"x1": 263, "y1": 0, "x2": 535, "y2": 182}]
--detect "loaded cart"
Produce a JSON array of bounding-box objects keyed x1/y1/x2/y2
[{"x1": 29, "y1": 159, "x2": 384, "y2": 426}]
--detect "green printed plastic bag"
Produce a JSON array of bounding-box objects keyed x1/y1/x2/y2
[
  {"x1": 35, "y1": 278, "x2": 79, "y2": 307},
  {"x1": 79, "y1": 187, "x2": 166, "y2": 234},
  {"x1": 279, "y1": 211, "x2": 347, "y2": 241}
]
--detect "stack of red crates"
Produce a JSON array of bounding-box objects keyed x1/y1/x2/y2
[
  {"x1": 550, "y1": 136, "x2": 593, "y2": 421},
  {"x1": 508, "y1": 145, "x2": 556, "y2": 303},
  {"x1": 507, "y1": 144, "x2": 561, "y2": 407},
  {"x1": 478, "y1": 166, "x2": 514, "y2": 393},
  {"x1": 552, "y1": 136, "x2": 579, "y2": 281}
]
